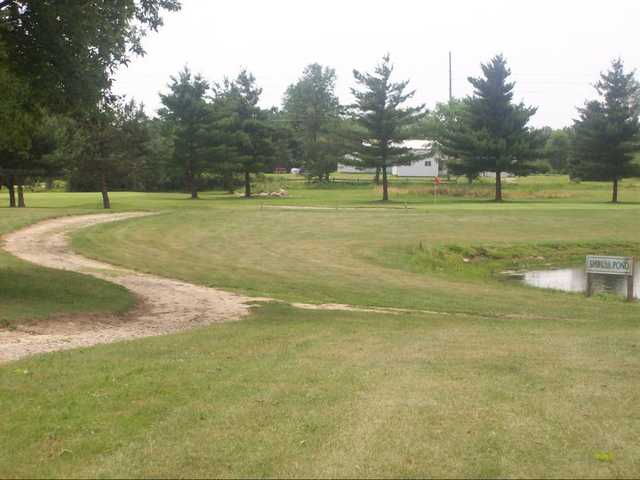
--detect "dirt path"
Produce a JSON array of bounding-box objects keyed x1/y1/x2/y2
[
  {"x1": 0, "y1": 213, "x2": 261, "y2": 362},
  {"x1": 0, "y1": 212, "x2": 452, "y2": 363}
]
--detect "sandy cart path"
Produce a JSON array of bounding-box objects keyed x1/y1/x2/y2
[
  {"x1": 0, "y1": 213, "x2": 258, "y2": 362},
  {"x1": 0, "y1": 212, "x2": 453, "y2": 363}
]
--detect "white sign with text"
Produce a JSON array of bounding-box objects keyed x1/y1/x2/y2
[{"x1": 586, "y1": 256, "x2": 634, "y2": 276}]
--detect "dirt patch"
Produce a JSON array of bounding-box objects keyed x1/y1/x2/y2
[
  {"x1": 290, "y1": 302, "x2": 449, "y2": 316},
  {"x1": 0, "y1": 213, "x2": 258, "y2": 362}
]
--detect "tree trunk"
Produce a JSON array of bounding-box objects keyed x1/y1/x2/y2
[
  {"x1": 101, "y1": 173, "x2": 111, "y2": 209},
  {"x1": 374, "y1": 167, "x2": 381, "y2": 185},
  {"x1": 187, "y1": 169, "x2": 198, "y2": 199},
  {"x1": 381, "y1": 166, "x2": 389, "y2": 202},
  {"x1": 7, "y1": 175, "x2": 16, "y2": 208},
  {"x1": 186, "y1": 160, "x2": 198, "y2": 199},
  {"x1": 244, "y1": 171, "x2": 251, "y2": 198},
  {"x1": 17, "y1": 181, "x2": 25, "y2": 208},
  {"x1": 612, "y1": 178, "x2": 619, "y2": 203},
  {"x1": 495, "y1": 171, "x2": 503, "y2": 202}
]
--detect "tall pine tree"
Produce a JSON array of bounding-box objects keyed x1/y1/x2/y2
[
  {"x1": 571, "y1": 59, "x2": 640, "y2": 203},
  {"x1": 438, "y1": 55, "x2": 541, "y2": 201},
  {"x1": 159, "y1": 67, "x2": 212, "y2": 199},
  {"x1": 350, "y1": 54, "x2": 425, "y2": 202},
  {"x1": 218, "y1": 70, "x2": 277, "y2": 197}
]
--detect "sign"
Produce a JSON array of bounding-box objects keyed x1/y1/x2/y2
[
  {"x1": 585, "y1": 255, "x2": 635, "y2": 301},
  {"x1": 586, "y1": 256, "x2": 634, "y2": 276}
]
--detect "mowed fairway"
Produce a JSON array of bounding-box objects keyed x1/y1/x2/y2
[{"x1": 1, "y1": 180, "x2": 640, "y2": 478}]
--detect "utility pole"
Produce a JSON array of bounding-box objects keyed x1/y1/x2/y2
[{"x1": 448, "y1": 51, "x2": 453, "y2": 102}]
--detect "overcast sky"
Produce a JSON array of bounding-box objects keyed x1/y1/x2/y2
[{"x1": 114, "y1": 0, "x2": 640, "y2": 128}]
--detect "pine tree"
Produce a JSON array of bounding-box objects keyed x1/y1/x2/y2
[
  {"x1": 350, "y1": 54, "x2": 426, "y2": 201},
  {"x1": 438, "y1": 55, "x2": 541, "y2": 201},
  {"x1": 571, "y1": 59, "x2": 640, "y2": 203},
  {"x1": 218, "y1": 70, "x2": 277, "y2": 197},
  {"x1": 159, "y1": 67, "x2": 212, "y2": 199}
]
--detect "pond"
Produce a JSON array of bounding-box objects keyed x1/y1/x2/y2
[{"x1": 518, "y1": 266, "x2": 640, "y2": 299}]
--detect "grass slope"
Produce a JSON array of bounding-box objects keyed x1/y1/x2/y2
[
  {"x1": 73, "y1": 202, "x2": 640, "y2": 320},
  {"x1": 1, "y1": 176, "x2": 640, "y2": 477},
  {"x1": 1, "y1": 303, "x2": 638, "y2": 478},
  {"x1": 0, "y1": 209, "x2": 134, "y2": 327}
]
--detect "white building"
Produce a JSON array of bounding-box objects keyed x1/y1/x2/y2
[
  {"x1": 391, "y1": 140, "x2": 444, "y2": 177},
  {"x1": 337, "y1": 141, "x2": 445, "y2": 177},
  {"x1": 336, "y1": 163, "x2": 376, "y2": 174}
]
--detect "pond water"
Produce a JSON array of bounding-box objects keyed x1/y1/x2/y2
[{"x1": 520, "y1": 266, "x2": 640, "y2": 299}]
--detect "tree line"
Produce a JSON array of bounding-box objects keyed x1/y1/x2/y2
[
  {"x1": 1, "y1": 1, "x2": 638, "y2": 206},
  {"x1": 429, "y1": 56, "x2": 640, "y2": 202}
]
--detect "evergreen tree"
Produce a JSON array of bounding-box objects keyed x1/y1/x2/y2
[
  {"x1": 438, "y1": 55, "x2": 541, "y2": 201},
  {"x1": 350, "y1": 54, "x2": 426, "y2": 201},
  {"x1": 571, "y1": 59, "x2": 640, "y2": 203},
  {"x1": 283, "y1": 63, "x2": 343, "y2": 181},
  {"x1": 159, "y1": 68, "x2": 212, "y2": 199},
  {"x1": 218, "y1": 70, "x2": 277, "y2": 197}
]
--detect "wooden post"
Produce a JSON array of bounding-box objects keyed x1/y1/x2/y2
[
  {"x1": 586, "y1": 272, "x2": 593, "y2": 297},
  {"x1": 627, "y1": 257, "x2": 635, "y2": 302}
]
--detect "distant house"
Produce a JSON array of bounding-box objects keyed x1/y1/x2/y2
[
  {"x1": 392, "y1": 140, "x2": 445, "y2": 177},
  {"x1": 337, "y1": 141, "x2": 445, "y2": 177}
]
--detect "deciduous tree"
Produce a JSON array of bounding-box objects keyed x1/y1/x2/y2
[
  {"x1": 283, "y1": 64, "x2": 343, "y2": 181},
  {"x1": 0, "y1": 0, "x2": 181, "y2": 114},
  {"x1": 69, "y1": 99, "x2": 150, "y2": 209},
  {"x1": 544, "y1": 128, "x2": 572, "y2": 173}
]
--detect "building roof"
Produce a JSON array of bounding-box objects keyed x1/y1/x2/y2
[{"x1": 395, "y1": 140, "x2": 432, "y2": 150}]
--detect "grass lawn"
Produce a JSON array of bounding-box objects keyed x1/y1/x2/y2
[
  {"x1": 1, "y1": 176, "x2": 640, "y2": 477},
  {"x1": 0, "y1": 208, "x2": 135, "y2": 328}
]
